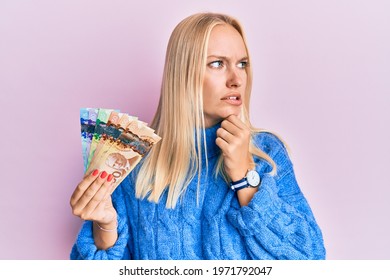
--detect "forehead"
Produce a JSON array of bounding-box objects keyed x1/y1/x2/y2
[{"x1": 207, "y1": 24, "x2": 247, "y2": 57}]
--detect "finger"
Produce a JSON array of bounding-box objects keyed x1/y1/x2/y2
[
  {"x1": 80, "y1": 178, "x2": 114, "y2": 220},
  {"x1": 216, "y1": 127, "x2": 234, "y2": 143},
  {"x1": 221, "y1": 117, "x2": 242, "y2": 136},
  {"x1": 70, "y1": 169, "x2": 100, "y2": 207},
  {"x1": 223, "y1": 116, "x2": 251, "y2": 140},
  {"x1": 94, "y1": 183, "x2": 116, "y2": 217},
  {"x1": 225, "y1": 114, "x2": 247, "y2": 131},
  {"x1": 71, "y1": 171, "x2": 109, "y2": 216},
  {"x1": 215, "y1": 136, "x2": 229, "y2": 154}
]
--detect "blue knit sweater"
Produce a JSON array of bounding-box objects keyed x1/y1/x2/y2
[{"x1": 70, "y1": 124, "x2": 326, "y2": 260}]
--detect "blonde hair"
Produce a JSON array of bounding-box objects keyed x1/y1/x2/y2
[{"x1": 135, "y1": 12, "x2": 277, "y2": 208}]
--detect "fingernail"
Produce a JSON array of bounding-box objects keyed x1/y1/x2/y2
[
  {"x1": 92, "y1": 169, "x2": 99, "y2": 176},
  {"x1": 107, "y1": 174, "x2": 113, "y2": 182},
  {"x1": 100, "y1": 171, "x2": 107, "y2": 179}
]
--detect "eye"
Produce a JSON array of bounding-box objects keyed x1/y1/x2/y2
[
  {"x1": 237, "y1": 61, "x2": 248, "y2": 69},
  {"x1": 208, "y1": 60, "x2": 224, "y2": 68}
]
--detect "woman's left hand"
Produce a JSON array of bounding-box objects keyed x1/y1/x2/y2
[{"x1": 216, "y1": 115, "x2": 251, "y2": 181}]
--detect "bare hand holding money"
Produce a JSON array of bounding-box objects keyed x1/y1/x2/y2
[
  {"x1": 72, "y1": 108, "x2": 161, "y2": 248},
  {"x1": 70, "y1": 169, "x2": 117, "y2": 225},
  {"x1": 70, "y1": 169, "x2": 118, "y2": 250}
]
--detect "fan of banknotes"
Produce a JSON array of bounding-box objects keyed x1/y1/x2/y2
[{"x1": 80, "y1": 108, "x2": 161, "y2": 190}]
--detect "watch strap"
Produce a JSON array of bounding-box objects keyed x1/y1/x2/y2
[{"x1": 230, "y1": 177, "x2": 249, "y2": 191}]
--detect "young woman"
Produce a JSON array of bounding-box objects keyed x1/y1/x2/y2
[{"x1": 70, "y1": 12, "x2": 326, "y2": 260}]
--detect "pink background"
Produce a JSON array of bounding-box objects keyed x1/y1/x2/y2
[{"x1": 1, "y1": 0, "x2": 389, "y2": 259}]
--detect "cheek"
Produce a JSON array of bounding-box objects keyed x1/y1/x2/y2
[
  {"x1": 203, "y1": 76, "x2": 211, "y2": 93},
  {"x1": 202, "y1": 78, "x2": 213, "y2": 104},
  {"x1": 203, "y1": 76, "x2": 221, "y2": 99}
]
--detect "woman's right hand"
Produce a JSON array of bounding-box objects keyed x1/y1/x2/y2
[{"x1": 70, "y1": 170, "x2": 117, "y2": 227}]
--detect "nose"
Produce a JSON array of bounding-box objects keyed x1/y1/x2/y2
[{"x1": 226, "y1": 68, "x2": 242, "y2": 88}]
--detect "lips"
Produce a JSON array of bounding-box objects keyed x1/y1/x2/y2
[{"x1": 221, "y1": 93, "x2": 242, "y2": 106}]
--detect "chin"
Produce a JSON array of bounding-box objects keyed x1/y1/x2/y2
[{"x1": 223, "y1": 109, "x2": 241, "y2": 118}]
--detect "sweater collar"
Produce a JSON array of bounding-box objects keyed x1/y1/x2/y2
[{"x1": 199, "y1": 122, "x2": 221, "y2": 159}]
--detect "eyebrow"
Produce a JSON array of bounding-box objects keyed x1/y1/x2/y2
[{"x1": 207, "y1": 55, "x2": 248, "y2": 61}]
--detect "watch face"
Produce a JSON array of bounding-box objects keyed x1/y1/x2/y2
[{"x1": 247, "y1": 170, "x2": 260, "y2": 187}]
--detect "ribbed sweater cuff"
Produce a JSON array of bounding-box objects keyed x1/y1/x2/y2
[
  {"x1": 73, "y1": 216, "x2": 129, "y2": 260},
  {"x1": 227, "y1": 174, "x2": 281, "y2": 236}
]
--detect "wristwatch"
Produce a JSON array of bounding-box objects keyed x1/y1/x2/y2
[{"x1": 230, "y1": 169, "x2": 261, "y2": 192}]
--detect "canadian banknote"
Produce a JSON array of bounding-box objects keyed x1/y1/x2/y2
[
  {"x1": 79, "y1": 108, "x2": 161, "y2": 190},
  {"x1": 80, "y1": 108, "x2": 98, "y2": 172},
  {"x1": 85, "y1": 108, "x2": 115, "y2": 170},
  {"x1": 85, "y1": 112, "x2": 137, "y2": 175}
]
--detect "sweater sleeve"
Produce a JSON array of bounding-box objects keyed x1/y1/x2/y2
[
  {"x1": 70, "y1": 184, "x2": 131, "y2": 260},
  {"x1": 226, "y1": 133, "x2": 326, "y2": 260}
]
